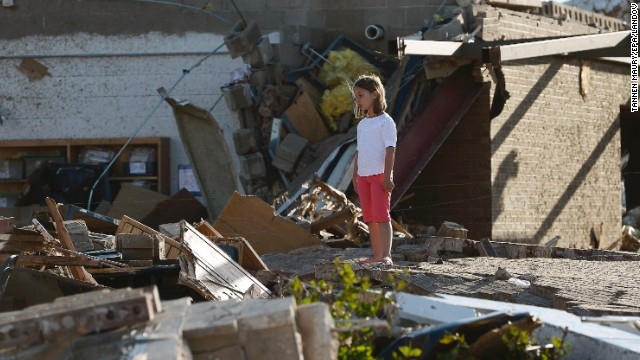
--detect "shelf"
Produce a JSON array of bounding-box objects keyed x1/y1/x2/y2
[
  {"x1": 109, "y1": 176, "x2": 159, "y2": 181},
  {"x1": 0, "y1": 137, "x2": 170, "y2": 210}
]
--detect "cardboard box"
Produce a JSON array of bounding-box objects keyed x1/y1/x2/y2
[
  {"x1": 283, "y1": 90, "x2": 331, "y2": 144},
  {"x1": 107, "y1": 183, "x2": 169, "y2": 221},
  {"x1": 122, "y1": 162, "x2": 157, "y2": 176}
]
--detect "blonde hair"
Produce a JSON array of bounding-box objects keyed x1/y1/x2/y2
[{"x1": 351, "y1": 74, "x2": 387, "y2": 119}]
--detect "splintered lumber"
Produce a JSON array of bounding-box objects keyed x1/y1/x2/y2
[
  {"x1": 194, "y1": 219, "x2": 268, "y2": 271},
  {"x1": 0, "y1": 286, "x2": 160, "y2": 351},
  {"x1": 43, "y1": 200, "x2": 98, "y2": 284},
  {"x1": 117, "y1": 215, "x2": 182, "y2": 259},
  {"x1": 178, "y1": 220, "x2": 271, "y2": 301},
  {"x1": 3, "y1": 255, "x2": 104, "y2": 268},
  {"x1": 0, "y1": 217, "x2": 14, "y2": 234},
  {"x1": 213, "y1": 192, "x2": 322, "y2": 255},
  {"x1": 64, "y1": 203, "x2": 119, "y2": 235},
  {"x1": 310, "y1": 208, "x2": 353, "y2": 233},
  {"x1": 0, "y1": 234, "x2": 46, "y2": 253}
]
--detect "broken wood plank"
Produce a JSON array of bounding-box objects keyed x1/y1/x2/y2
[
  {"x1": 178, "y1": 220, "x2": 271, "y2": 301},
  {"x1": 63, "y1": 203, "x2": 119, "y2": 235},
  {"x1": 310, "y1": 208, "x2": 353, "y2": 234},
  {"x1": 0, "y1": 234, "x2": 46, "y2": 253},
  {"x1": 194, "y1": 219, "x2": 223, "y2": 237},
  {"x1": 195, "y1": 219, "x2": 268, "y2": 271},
  {"x1": 0, "y1": 255, "x2": 105, "y2": 268},
  {"x1": 213, "y1": 192, "x2": 322, "y2": 255},
  {"x1": 117, "y1": 215, "x2": 183, "y2": 259},
  {"x1": 45, "y1": 199, "x2": 98, "y2": 284}
]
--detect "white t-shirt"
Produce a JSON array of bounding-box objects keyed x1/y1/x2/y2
[{"x1": 356, "y1": 112, "x2": 397, "y2": 176}]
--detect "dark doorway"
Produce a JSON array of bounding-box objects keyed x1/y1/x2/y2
[{"x1": 620, "y1": 106, "x2": 640, "y2": 210}]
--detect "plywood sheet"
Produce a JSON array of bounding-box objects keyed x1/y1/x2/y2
[{"x1": 213, "y1": 192, "x2": 322, "y2": 255}]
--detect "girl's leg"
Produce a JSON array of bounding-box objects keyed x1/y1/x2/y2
[
  {"x1": 368, "y1": 221, "x2": 383, "y2": 260},
  {"x1": 379, "y1": 220, "x2": 393, "y2": 263}
]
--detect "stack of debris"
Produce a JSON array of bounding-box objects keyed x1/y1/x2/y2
[{"x1": 0, "y1": 285, "x2": 338, "y2": 360}]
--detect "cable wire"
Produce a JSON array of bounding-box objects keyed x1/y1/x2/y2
[{"x1": 87, "y1": 42, "x2": 227, "y2": 210}]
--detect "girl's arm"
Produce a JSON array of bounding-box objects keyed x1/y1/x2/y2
[
  {"x1": 382, "y1": 146, "x2": 395, "y2": 192},
  {"x1": 352, "y1": 150, "x2": 359, "y2": 193}
]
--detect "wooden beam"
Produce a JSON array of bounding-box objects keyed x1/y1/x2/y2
[
  {"x1": 483, "y1": 31, "x2": 631, "y2": 64},
  {"x1": 310, "y1": 208, "x2": 353, "y2": 234},
  {"x1": 398, "y1": 39, "x2": 475, "y2": 58},
  {"x1": 0, "y1": 255, "x2": 105, "y2": 267}
]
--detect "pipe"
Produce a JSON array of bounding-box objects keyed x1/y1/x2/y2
[{"x1": 364, "y1": 24, "x2": 385, "y2": 40}]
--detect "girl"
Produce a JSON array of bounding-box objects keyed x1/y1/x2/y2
[{"x1": 351, "y1": 74, "x2": 397, "y2": 265}]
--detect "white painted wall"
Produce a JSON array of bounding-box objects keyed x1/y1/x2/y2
[{"x1": 0, "y1": 32, "x2": 244, "y2": 196}]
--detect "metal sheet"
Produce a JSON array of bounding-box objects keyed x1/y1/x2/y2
[{"x1": 165, "y1": 97, "x2": 238, "y2": 221}]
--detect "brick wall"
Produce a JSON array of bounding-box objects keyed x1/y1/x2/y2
[
  {"x1": 474, "y1": 4, "x2": 601, "y2": 40},
  {"x1": 479, "y1": 7, "x2": 628, "y2": 248},
  {"x1": 0, "y1": 0, "x2": 451, "y2": 54},
  {"x1": 490, "y1": 57, "x2": 627, "y2": 248}
]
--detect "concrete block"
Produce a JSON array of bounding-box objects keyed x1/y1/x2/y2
[
  {"x1": 193, "y1": 345, "x2": 245, "y2": 360},
  {"x1": 116, "y1": 233, "x2": 155, "y2": 260},
  {"x1": 239, "y1": 152, "x2": 266, "y2": 179},
  {"x1": 64, "y1": 219, "x2": 93, "y2": 252},
  {"x1": 183, "y1": 299, "x2": 242, "y2": 353},
  {"x1": 436, "y1": 221, "x2": 468, "y2": 239},
  {"x1": 273, "y1": 43, "x2": 306, "y2": 68},
  {"x1": 224, "y1": 20, "x2": 262, "y2": 58},
  {"x1": 241, "y1": 326, "x2": 303, "y2": 360},
  {"x1": 295, "y1": 303, "x2": 338, "y2": 360},
  {"x1": 422, "y1": 16, "x2": 464, "y2": 41},
  {"x1": 233, "y1": 128, "x2": 259, "y2": 155},
  {"x1": 279, "y1": 25, "x2": 325, "y2": 46},
  {"x1": 271, "y1": 133, "x2": 308, "y2": 173},
  {"x1": 237, "y1": 297, "x2": 302, "y2": 360},
  {"x1": 222, "y1": 82, "x2": 254, "y2": 111},
  {"x1": 158, "y1": 222, "x2": 181, "y2": 238},
  {"x1": 242, "y1": 35, "x2": 274, "y2": 69}
]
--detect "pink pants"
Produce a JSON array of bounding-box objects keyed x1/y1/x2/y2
[{"x1": 356, "y1": 173, "x2": 391, "y2": 223}]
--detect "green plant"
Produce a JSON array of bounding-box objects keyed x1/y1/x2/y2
[
  {"x1": 501, "y1": 325, "x2": 570, "y2": 360},
  {"x1": 436, "y1": 333, "x2": 472, "y2": 360},
  {"x1": 290, "y1": 258, "x2": 417, "y2": 360},
  {"x1": 435, "y1": 325, "x2": 570, "y2": 360}
]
